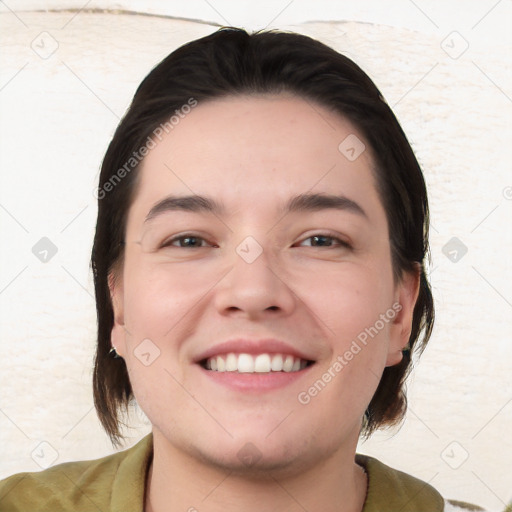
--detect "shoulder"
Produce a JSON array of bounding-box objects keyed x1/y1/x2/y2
[
  {"x1": 0, "y1": 455, "x2": 120, "y2": 510},
  {"x1": 0, "y1": 434, "x2": 153, "y2": 512},
  {"x1": 356, "y1": 454, "x2": 489, "y2": 512}
]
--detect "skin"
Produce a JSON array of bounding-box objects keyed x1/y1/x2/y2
[{"x1": 110, "y1": 94, "x2": 419, "y2": 512}]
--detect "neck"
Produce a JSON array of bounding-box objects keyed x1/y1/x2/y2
[{"x1": 144, "y1": 430, "x2": 367, "y2": 512}]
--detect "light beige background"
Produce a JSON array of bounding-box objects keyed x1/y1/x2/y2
[{"x1": 0, "y1": 1, "x2": 511, "y2": 510}]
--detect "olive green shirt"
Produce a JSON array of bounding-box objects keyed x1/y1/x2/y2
[{"x1": 0, "y1": 434, "x2": 482, "y2": 511}]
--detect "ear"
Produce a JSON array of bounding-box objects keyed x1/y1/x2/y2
[
  {"x1": 386, "y1": 265, "x2": 421, "y2": 367},
  {"x1": 108, "y1": 270, "x2": 126, "y2": 357}
]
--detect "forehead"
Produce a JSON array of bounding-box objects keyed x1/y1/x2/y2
[{"x1": 130, "y1": 94, "x2": 381, "y2": 221}]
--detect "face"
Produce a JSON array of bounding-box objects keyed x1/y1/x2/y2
[{"x1": 110, "y1": 94, "x2": 418, "y2": 474}]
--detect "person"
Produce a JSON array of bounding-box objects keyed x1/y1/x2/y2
[{"x1": 0, "y1": 27, "x2": 487, "y2": 512}]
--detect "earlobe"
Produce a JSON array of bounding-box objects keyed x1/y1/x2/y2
[{"x1": 386, "y1": 265, "x2": 421, "y2": 367}]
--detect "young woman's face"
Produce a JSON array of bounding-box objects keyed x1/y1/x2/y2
[{"x1": 111, "y1": 94, "x2": 418, "y2": 473}]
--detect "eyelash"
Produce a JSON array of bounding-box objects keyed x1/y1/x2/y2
[
  {"x1": 161, "y1": 232, "x2": 351, "y2": 250},
  {"x1": 296, "y1": 234, "x2": 352, "y2": 249},
  {"x1": 161, "y1": 235, "x2": 216, "y2": 249}
]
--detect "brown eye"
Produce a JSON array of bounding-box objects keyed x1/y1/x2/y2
[
  {"x1": 309, "y1": 235, "x2": 335, "y2": 247},
  {"x1": 162, "y1": 235, "x2": 210, "y2": 248},
  {"x1": 177, "y1": 236, "x2": 204, "y2": 248},
  {"x1": 298, "y1": 234, "x2": 351, "y2": 248}
]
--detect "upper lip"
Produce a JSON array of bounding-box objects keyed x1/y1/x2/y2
[{"x1": 193, "y1": 338, "x2": 316, "y2": 363}]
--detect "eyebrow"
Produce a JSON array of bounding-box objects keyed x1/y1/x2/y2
[
  {"x1": 145, "y1": 195, "x2": 224, "y2": 222},
  {"x1": 286, "y1": 193, "x2": 367, "y2": 218},
  {"x1": 144, "y1": 192, "x2": 367, "y2": 222}
]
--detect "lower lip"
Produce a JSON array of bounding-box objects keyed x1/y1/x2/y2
[{"x1": 198, "y1": 365, "x2": 313, "y2": 392}]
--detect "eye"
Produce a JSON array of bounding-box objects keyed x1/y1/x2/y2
[
  {"x1": 296, "y1": 234, "x2": 351, "y2": 248},
  {"x1": 161, "y1": 234, "x2": 215, "y2": 249}
]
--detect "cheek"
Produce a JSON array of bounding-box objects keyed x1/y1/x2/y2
[
  {"x1": 295, "y1": 262, "x2": 395, "y2": 340},
  {"x1": 293, "y1": 261, "x2": 396, "y2": 407},
  {"x1": 122, "y1": 256, "x2": 218, "y2": 336}
]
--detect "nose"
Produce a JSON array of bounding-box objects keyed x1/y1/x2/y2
[{"x1": 214, "y1": 243, "x2": 296, "y2": 320}]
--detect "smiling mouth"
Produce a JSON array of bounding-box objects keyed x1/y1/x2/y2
[{"x1": 200, "y1": 353, "x2": 315, "y2": 373}]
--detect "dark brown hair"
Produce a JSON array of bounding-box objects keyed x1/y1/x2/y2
[{"x1": 92, "y1": 27, "x2": 434, "y2": 445}]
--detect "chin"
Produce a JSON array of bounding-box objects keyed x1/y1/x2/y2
[
  {"x1": 186, "y1": 431, "x2": 325, "y2": 479},
  {"x1": 194, "y1": 447, "x2": 309, "y2": 478}
]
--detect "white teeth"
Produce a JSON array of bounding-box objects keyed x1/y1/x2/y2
[
  {"x1": 226, "y1": 353, "x2": 237, "y2": 372},
  {"x1": 271, "y1": 354, "x2": 283, "y2": 371},
  {"x1": 205, "y1": 353, "x2": 309, "y2": 373},
  {"x1": 283, "y1": 355, "x2": 294, "y2": 372},
  {"x1": 254, "y1": 354, "x2": 271, "y2": 372},
  {"x1": 238, "y1": 353, "x2": 254, "y2": 373}
]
